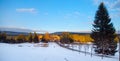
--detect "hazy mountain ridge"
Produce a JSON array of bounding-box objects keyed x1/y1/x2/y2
[
  {"x1": 51, "y1": 32, "x2": 91, "y2": 35},
  {"x1": 0, "y1": 27, "x2": 120, "y2": 35},
  {"x1": 0, "y1": 31, "x2": 29, "y2": 36},
  {"x1": 0, "y1": 27, "x2": 33, "y2": 32}
]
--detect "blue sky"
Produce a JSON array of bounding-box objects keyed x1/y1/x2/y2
[{"x1": 0, "y1": 0, "x2": 120, "y2": 32}]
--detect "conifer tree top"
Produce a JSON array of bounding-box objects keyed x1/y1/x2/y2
[{"x1": 96, "y1": 2, "x2": 110, "y2": 20}]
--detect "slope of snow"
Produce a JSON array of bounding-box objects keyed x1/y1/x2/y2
[
  {"x1": 0, "y1": 42, "x2": 119, "y2": 61},
  {"x1": 67, "y1": 43, "x2": 119, "y2": 58}
]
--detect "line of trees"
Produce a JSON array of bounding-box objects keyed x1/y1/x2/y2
[{"x1": 0, "y1": 32, "x2": 39, "y2": 43}]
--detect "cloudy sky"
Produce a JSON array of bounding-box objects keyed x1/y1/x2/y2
[{"x1": 0, "y1": 0, "x2": 120, "y2": 32}]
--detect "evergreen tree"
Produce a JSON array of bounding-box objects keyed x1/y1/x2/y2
[
  {"x1": 0, "y1": 32, "x2": 7, "y2": 42},
  {"x1": 33, "y1": 32, "x2": 39, "y2": 43},
  {"x1": 0, "y1": 33, "x2": 2, "y2": 42},
  {"x1": 28, "y1": 32, "x2": 33, "y2": 43},
  {"x1": 91, "y1": 2, "x2": 117, "y2": 55}
]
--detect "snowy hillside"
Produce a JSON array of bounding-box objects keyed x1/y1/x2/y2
[{"x1": 0, "y1": 42, "x2": 119, "y2": 61}]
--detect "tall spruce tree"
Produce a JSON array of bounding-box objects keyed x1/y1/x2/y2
[{"x1": 91, "y1": 2, "x2": 117, "y2": 55}]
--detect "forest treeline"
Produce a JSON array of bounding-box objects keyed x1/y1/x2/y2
[{"x1": 0, "y1": 32, "x2": 119, "y2": 44}]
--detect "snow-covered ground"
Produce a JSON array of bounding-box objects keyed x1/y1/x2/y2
[
  {"x1": 67, "y1": 43, "x2": 119, "y2": 58},
  {"x1": 0, "y1": 42, "x2": 119, "y2": 61}
]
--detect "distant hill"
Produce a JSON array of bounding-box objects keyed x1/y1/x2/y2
[
  {"x1": 0, "y1": 27, "x2": 46, "y2": 35},
  {"x1": 0, "y1": 27, "x2": 33, "y2": 32},
  {"x1": 51, "y1": 31, "x2": 120, "y2": 35},
  {"x1": 0, "y1": 31, "x2": 29, "y2": 36},
  {"x1": 51, "y1": 32, "x2": 91, "y2": 35},
  {"x1": 0, "y1": 27, "x2": 119, "y2": 36}
]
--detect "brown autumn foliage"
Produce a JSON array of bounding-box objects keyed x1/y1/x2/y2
[
  {"x1": 3, "y1": 32, "x2": 119, "y2": 43},
  {"x1": 41, "y1": 32, "x2": 50, "y2": 42},
  {"x1": 50, "y1": 35, "x2": 60, "y2": 42},
  {"x1": 44, "y1": 32, "x2": 50, "y2": 41},
  {"x1": 16, "y1": 34, "x2": 26, "y2": 42},
  {"x1": 70, "y1": 34, "x2": 93, "y2": 43},
  {"x1": 60, "y1": 32, "x2": 74, "y2": 43}
]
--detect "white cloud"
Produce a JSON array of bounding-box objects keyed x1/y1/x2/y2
[
  {"x1": 63, "y1": 11, "x2": 81, "y2": 19},
  {"x1": 16, "y1": 8, "x2": 37, "y2": 13},
  {"x1": 93, "y1": 0, "x2": 111, "y2": 6},
  {"x1": 93, "y1": 0, "x2": 100, "y2": 5},
  {"x1": 93, "y1": 0, "x2": 120, "y2": 11},
  {"x1": 74, "y1": 11, "x2": 80, "y2": 15},
  {"x1": 63, "y1": 13, "x2": 72, "y2": 19},
  {"x1": 111, "y1": 12, "x2": 120, "y2": 18},
  {"x1": 93, "y1": 0, "x2": 120, "y2": 18},
  {"x1": 44, "y1": 12, "x2": 49, "y2": 15},
  {"x1": 110, "y1": 0, "x2": 120, "y2": 18},
  {"x1": 111, "y1": 0, "x2": 120, "y2": 11}
]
